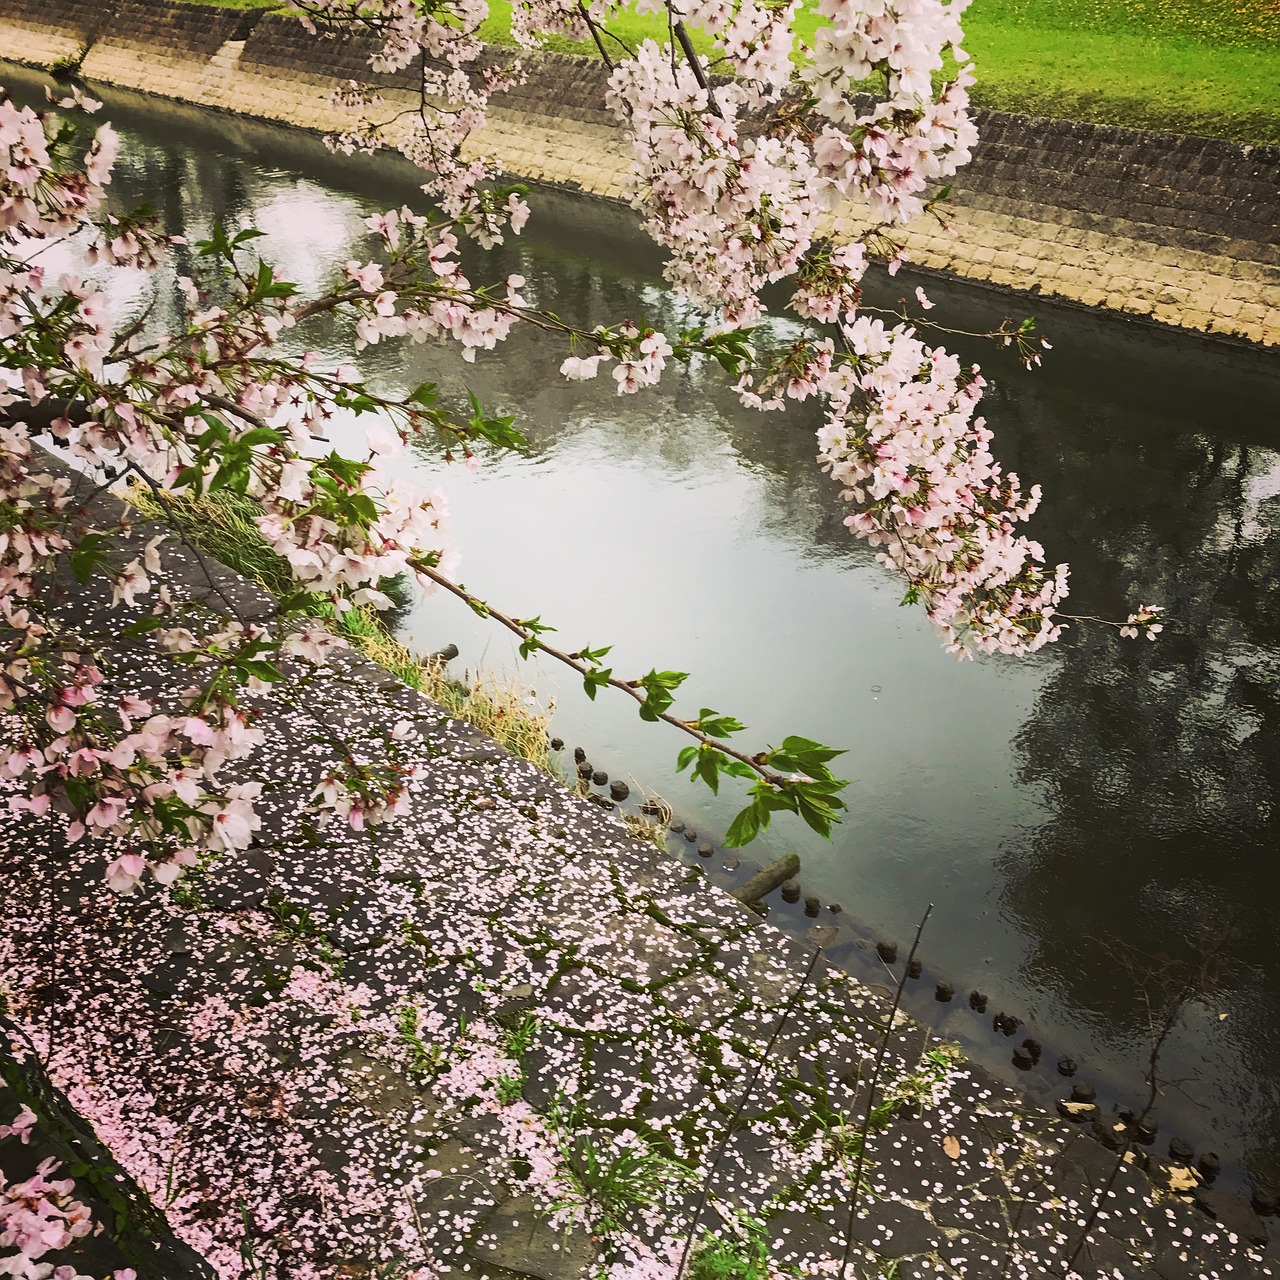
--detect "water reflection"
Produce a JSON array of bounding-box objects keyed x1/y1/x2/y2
[
  {"x1": 999, "y1": 405, "x2": 1280, "y2": 1181},
  {"x1": 8, "y1": 61, "x2": 1280, "y2": 1187}
]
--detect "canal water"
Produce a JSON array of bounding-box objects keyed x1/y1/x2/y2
[{"x1": 7, "y1": 64, "x2": 1280, "y2": 1193}]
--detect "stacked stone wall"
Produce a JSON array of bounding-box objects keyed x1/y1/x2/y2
[
  {"x1": 237, "y1": 10, "x2": 416, "y2": 90},
  {"x1": 0, "y1": 0, "x2": 102, "y2": 38},
  {"x1": 0, "y1": 0, "x2": 110, "y2": 65},
  {"x1": 489, "y1": 50, "x2": 617, "y2": 128},
  {"x1": 959, "y1": 114, "x2": 1280, "y2": 255},
  {"x1": 100, "y1": 0, "x2": 262, "y2": 56},
  {"x1": 0, "y1": 0, "x2": 1276, "y2": 343}
]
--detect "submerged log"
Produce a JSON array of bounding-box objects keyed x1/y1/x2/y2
[{"x1": 730, "y1": 852, "x2": 800, "y2": 906}]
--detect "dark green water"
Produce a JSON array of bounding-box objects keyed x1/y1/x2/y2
[{"x1": 7, "y1": 63, "x2": 1280, "y2": 1194}]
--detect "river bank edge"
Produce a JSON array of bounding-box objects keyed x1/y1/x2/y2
[{"x1": 0, "y1": 0, "x2": 1278, "y2": 347}]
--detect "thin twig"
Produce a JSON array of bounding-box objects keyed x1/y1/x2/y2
[
  {"x1": 577, "y1": 1, "x2": 616, "y2": 69},
  {"x1": 414, "y1": 562, "x2": 793, "y2": 788},
  {"x1": 672, "y1": 19, "x2": 722, "y2": 118},
  {"x1": 838, "y1": 903, "x2": 933, "y2": 1280},
  {"x1": 675, "y1": 944, "x2": 824, "y2": 1277},
  {"x1": 122, "y1": 464, "x2": 248, "y2": 625},
  {"x1": 1057, "y1": 950, "x2": 1211, "y2": 1277}
]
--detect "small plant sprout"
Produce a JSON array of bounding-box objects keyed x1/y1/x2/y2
[{"x1": 553, "y1": 1128, "x2": 696, "y2": 1237}]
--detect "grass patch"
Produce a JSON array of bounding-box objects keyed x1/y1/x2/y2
[
  {"x1": 965, "y1": 0, "x2": 1280, "y2": 49},
  {"x1": 119, "y1": 486, "x2": 555, "y2": 768},
  {"x1": 166, "y1": 0, "x2": 280, "y2": 8},
  {"x1": 961, "y1": 11, "x2": 1280, "y2": 142},
  {"x1": 477, "y1": 0, "x2": 1280, "y2": 143}
]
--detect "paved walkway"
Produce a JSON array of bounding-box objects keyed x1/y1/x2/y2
[{"x1": 2, "y1": 470, "x2": 1278, "y2": 1278}]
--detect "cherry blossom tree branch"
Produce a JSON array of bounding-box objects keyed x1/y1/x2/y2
[
  {"x1": 412, "y1": 561, "x2": 791, "y2": 787},
  {"x1": 672, "y1": 19, "x2": 722, "y2": 119},
  {"x1": 0, "y1": 0, "x2": 1157, "y2": 894}
]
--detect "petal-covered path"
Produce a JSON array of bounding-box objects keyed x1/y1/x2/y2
[{"x1": 2, "y1": 473, "x2": 1278, "y2": 1279}]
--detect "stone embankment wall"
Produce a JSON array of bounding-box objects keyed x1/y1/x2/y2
[{"x1": 1, "y1": 0, "x2": 1277, "y2": 344}]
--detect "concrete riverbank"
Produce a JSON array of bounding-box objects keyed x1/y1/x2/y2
[
  {"x1": 0, "y1": 0, "x2": 1277, "y2": 346},
  {"x1": 3, "y1": 461, "x2": 1279, "y2": 1277}
]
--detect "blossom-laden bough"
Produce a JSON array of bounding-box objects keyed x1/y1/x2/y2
[{"x1": 0, "y1": 0, "x2": 1158, "y2": 895}]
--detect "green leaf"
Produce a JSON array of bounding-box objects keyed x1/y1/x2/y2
[
  {"x1": 794, "y1": 789, "x2": 842, "y2": 838},
  {"x1": 693, "y1": 708, "x2": 745, "y2": 738},
  {"x1": 515, "y1": 616, "x2": 556, "y2": 661},
  {"x1": 342, "y1": 492, "x2": 380, "y2": 525},
  {"x1": 238, "y1": 659, "x2": 284, "y2": 684},
  {"x1": 645, "y1": 669, "x2": 687, "y2": 689},
  {"x1": 276, "y1": 589, "x2": 323, "y2": 615},
  {"x1": 122, "y1": 615, "x2": 172, "y2": 637},
  {"x1": 637, "y1": 669, "x2": 688, "y2": 722},
  {"x1": 706, "y1": 326, "x2": 757, "y2": 376},
  {"x1": 197, "y1": 415, "x2": 230, "y2": 447},
  {"x1": 693, "y1": 748, "x2": 723, "y2": 794},
  {"x1": 319, "y1": 452, "x2": 372, "y2": 487},
  {"x1": 193, "y1": 219, "x2": 232, "y2": 260},
  {"x1": 768, "y1": 735, "x2": 847, "y2": 775},
  {"x1": 63, "y1": 775, "x2": 94, "y2": 813},
  {"x1": 68, "y1": 533, "x2": 107, "y2": 584},
  {"x1": 676, "y1": 745, "x2": 698, "y2": 772},
  {"x1": 582, "y1": 667, "x2": 612, "y2": 701},
  {"x1": 723, "y1": 801, "x2": 763, "y2": 848},
  {"x1": 756, "y1": 786, "x2": 798, "y2": 816},
  {"x1": 172, "y1": 464, "x2": 206, "y2": 494},
  {"x1": 248, "y1": 259, "x2": 297, "y2": 302},
  {"x1": 208, "y1": 457, "x2": 250, "y2": 494},
  {"x1": 464, "y1": 388, "x2": 528, "y2": 452},
  {"x1": 333, "y1": 390, "x2": 380, "y2": 415},
  {"x1": 237, "y1": 426, "x2": 285, "y2": 448}
]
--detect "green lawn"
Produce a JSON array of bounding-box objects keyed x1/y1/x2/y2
[
  {"x1": 166, "y1": 0, "x2": 1280, "y2": 143},
  {"x1": 477, "y1": 0, "x2": 1280, "y2": 144},
  {"x1": 959, "y1": 0, "x2": 1280, "y2": 141}
]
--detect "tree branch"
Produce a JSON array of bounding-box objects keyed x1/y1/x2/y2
[
  {"x1": 672, "y1": 19, "x2": 722, "y2": 118},
  {"x1": 413, "y1": 561, "x2": 792, "y2": 787}
]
